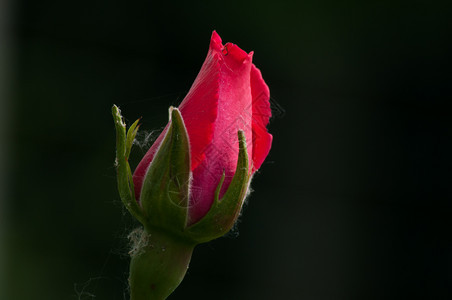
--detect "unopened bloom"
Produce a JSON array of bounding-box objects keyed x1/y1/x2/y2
[
  {"x1": 113, "y1": 31, "x2": 272, "y2": 299},
  {"x1": 133, "y1": 31, "x2": 272, "y2": 230}
]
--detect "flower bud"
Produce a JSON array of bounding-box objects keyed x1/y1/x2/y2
[{"x1": 112, "y1": 30, "x2": 272, "y2": 299}]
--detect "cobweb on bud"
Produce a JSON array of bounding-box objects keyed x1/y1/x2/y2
[
  {"x1": 225, "y1": 180, "x2": 254, "y2": 239},
  {"x1": 128, "y1": 227, "x2": 148, "y2": 257},
  {"x1": 133, "y1": 128, "x2": 163, "y2": 153}
]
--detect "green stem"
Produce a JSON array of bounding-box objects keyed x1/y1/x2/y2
[{"x1": 129, "y1": 227, "x2": 195, "y2": 300}]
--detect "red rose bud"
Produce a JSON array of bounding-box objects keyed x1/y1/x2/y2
[
  {"x1": 134, "y1": 31, "x2": 272, "y2": 232},
  {"x1": 112, "y1": 31, "x2": 272, "y2": 299}
]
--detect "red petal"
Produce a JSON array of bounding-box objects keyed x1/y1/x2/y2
[
  {"x1": 250, "y1": 65, "x2": 272, "y2": 171},
  {"x1": 187, "y1": 34, "x2": 255, "y2": 225},
  {"x1": 179, "y1": 37, "x2": 220, "y2": 172},
  {"x1": 132, "y1": 32, "x2": 221, "y2": 203}
]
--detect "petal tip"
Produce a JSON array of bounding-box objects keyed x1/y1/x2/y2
[{"x1": 210, "y1": 31, "x2": 223, "y2": 51}]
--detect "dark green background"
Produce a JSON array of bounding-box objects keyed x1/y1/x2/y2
[{"x1": 5, "y1": 0, "x2": 450, "y2": 299}]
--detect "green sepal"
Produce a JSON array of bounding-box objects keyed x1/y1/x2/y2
[
  {"x1": 186, "y1": 130, "x2": 251, "y2": 243},
  {"x1": 126, "y1": 118, "x2": 140, "y2": 159},
  {"x1": 112, "y1": 105, "x2": 146, "y2": 225},
  {"x1": 140, "y1": 107, "x2": 191, "y2": 235}
]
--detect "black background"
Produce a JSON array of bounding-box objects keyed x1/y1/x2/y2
[{"x1": 4, "y1": 0, "x2": 451, "y2": 299}]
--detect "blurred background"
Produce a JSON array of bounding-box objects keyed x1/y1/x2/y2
[{"x1": 1, "y1": 0, "x2": 450, "y2": 299}]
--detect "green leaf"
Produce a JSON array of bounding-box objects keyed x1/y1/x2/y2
[
  {"x1": 112, "y1": 105, "x2": 145, "y2": 224},
  {"x1": 186, "y1": 130, "x2": 251, "y2": 243},
  {"x1": 140, "y1": 107, "x2": 191, "y2": 235}
]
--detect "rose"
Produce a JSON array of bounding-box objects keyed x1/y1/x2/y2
[
  {"x1": 132, "y1": 31, "x2": 272, "y2": 226},
  {"x1": 112, "y1": 31, "x2": 272, "y2": 299}
]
